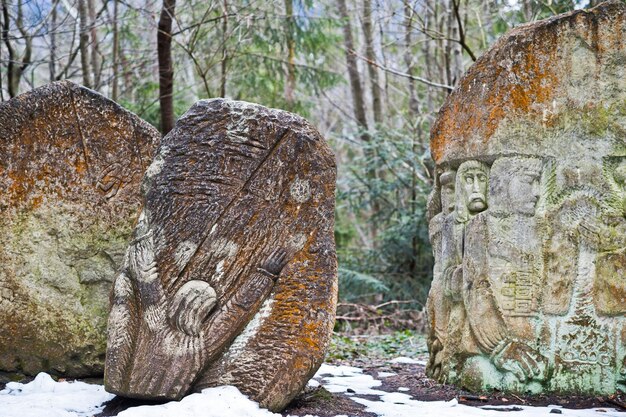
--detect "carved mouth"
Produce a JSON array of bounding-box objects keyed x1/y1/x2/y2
[{"x1": 469, "y1": 195, "x2": 485, "y2": 204}]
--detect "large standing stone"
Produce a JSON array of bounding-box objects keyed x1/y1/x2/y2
[
  {"x1": 104, "y1": 99, "x2": 337, "y2": 411},
  {"x1": 0, "y1": 81, "x2": 160, "y2": 378},
  {"x1": 426, "y1": 1, "x2": 626, "y2": 394}
]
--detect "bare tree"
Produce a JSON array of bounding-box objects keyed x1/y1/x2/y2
[
  {"x1": 49, "y1": 2, "x2": 57, "y2": 82},
  {"x1": 111, "y1": 0, "x2": 119, "y2": 100},
  {"x1": 284, "y1": 0, "x2": 296, "y2": 109},
  {"x1": 219, "y1": 0, "x2": 228, "y2": 98},
  {"x1": 158, "y1": 0, "x2": 177, "y2": 134},
  {"x1": 362, "y1": 0, "x2": 382, "y2": 125},
  {"x1": 87, "y1": 0, "x2": 101, "y2": 88},
  {"x1": 337, "y1": 0, "x2": 368, "y2": 138},
  {"x1": 2, "y1": 0, "x2": 33, "y2": 98},
  {"x1": 78, "y1": 0, "x2": 92, "y2": 88}
]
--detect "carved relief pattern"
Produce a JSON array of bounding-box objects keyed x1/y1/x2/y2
[
  {"x1": 104, "y1": 99, "x2": 337, "y2": 412},
  {"x1": 427, "y1": 153, "x2": 626, "y2": 394}
]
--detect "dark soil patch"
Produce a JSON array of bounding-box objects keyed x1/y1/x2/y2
[
  {"x1": 283, "y1": 387, "x2": 377, "y2": 417},
  {"x1": 6, "y1": 355, "x2": 626, "y2": 415},
  {"x1": 94, "y1": 396, "x2": 168, "y2": 417},
  {"x1": 280, "y1": 357, "x2": 626, "y2": 416}
]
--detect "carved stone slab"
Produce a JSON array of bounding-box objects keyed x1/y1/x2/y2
[
  {"x1": 426, "y1": 2, "x2": 626, "y2": 394},
  {"x1": 0, "y1": 81, "x2": 160, "y2": 377},
  {"x1": 104, "y1": 99, "x2": 337, "y2": 411}
]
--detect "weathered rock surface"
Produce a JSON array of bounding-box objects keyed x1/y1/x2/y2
[
  {"x1": 426, "y1": 2, "x2": 626, "y2": 394},
  {"x1": 104, "y1": 99, "x2": 337, "y2": 411},
  {"x1": 0, "y1": 81, "x2": 160, "y2": 378}
]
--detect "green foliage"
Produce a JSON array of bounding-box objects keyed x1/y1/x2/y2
[
  {"x1": 229, "y1": 4, "x2": 343, "y2": 115},
  {"x1": 336, "y1": 128, "x2": 433, "y2": 307},
  {"x1": 118, "y1": 81, "x2": 161, "y2": 130},
  {"x1": 326, "y1": 330, "x2": 427, "y2": 362},
  {"x1": 338, "y1": 267, "x2": 389, "y2": 302},
  {"x1": 119, "y1": 80, "x2": 190, "y2": 132}
]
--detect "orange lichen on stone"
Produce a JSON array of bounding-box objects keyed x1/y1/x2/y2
[
  {"x1": 430, "y1": 2, "x2": 625, "y2": 164},
  {"x1": 104, "y1": 99, "x2": 337, "y2": 412},
  {"x1": 0, "y1": 81, "x2": 159, "y2": 378}
]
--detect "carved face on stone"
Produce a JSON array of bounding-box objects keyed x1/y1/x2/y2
[
  {"x1": 440, "y1": 170, "x2": 456, "y2": 215},
  {"x1": 614, "y1": 162, "x2": 626, "y2": 216},
  {"x1": 490, "y1": 157, "x2": 542, "y2": 217},
  {"x1": 455, "y1": 161, "x2": 489, "y2": 222},
  {"x1": 509, "y1": 171, "x2": 541, "y2": 215},
  {"x1": 463, "y1": 169, "x2": 488, "y2": 213}
]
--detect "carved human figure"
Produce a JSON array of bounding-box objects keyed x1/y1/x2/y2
[
  {"x1": 556, "y1": 159, "x2": 626, "y2": 390},
  {"x1": 442, "y1": 160, "x2": 489, "y2": 301},
  {"x1": 461, "y1": 157, "x2": 547, "y2": 387},
  {"x1": 456, "y1": 161, "x2": 489, "y2": 222},
  {"x1": 593, "y1": 159, "x2": 626, "y2": 316},
  {"x1": 431, "y1": 161, "x2": 489, "y2": 379},
  {"x1": 426, "y1": 169, "x2": 456, "y2": 378},
  {"x1": 106, "y1": 211, "x2": 293, "y2": 399}
]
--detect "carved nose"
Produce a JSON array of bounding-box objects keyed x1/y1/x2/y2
[{"x1": 472, "y1": 177, "x2": 481, "y2": 192}]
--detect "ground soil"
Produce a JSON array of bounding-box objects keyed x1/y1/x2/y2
[
  {"x1": 3, "y1": 355, "x2": 626, "y2": 416},
  {"x1": 283, "y1": 357, "x2": 626, "y2": 416}
]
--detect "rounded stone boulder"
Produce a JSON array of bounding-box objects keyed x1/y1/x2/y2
[
  {"x1": 0, "y1": 81, "x2": 160, "y2": 378},
  {"x1": 104, "y1": 99, "x2": 337, "y2": 411},
  {"x1": 427, "y1": 2, "x2": 626, "y2": 395}
]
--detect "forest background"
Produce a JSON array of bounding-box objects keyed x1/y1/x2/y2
[{"x1": 0, "y1": 0, "x2": 607, "y2": 333}]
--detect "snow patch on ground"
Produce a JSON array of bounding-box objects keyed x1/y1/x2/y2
[
  {"x1": 0, "y1": 372, "x2": 114, "y2": 417},
  {"x1": 313, "y1": 364, "x2": 621, "y2": 417},
  {"x1": 388, "y1": 356, "x2": 426, "y2": 365},
  {"x1": 314, "y1": 363, "x2": 382, "y2": 395},
  {"x1": 0, "y1": 364, "x2": 622, "y2": 417},
  {"x1": 116, "y1": 385, "x2": 280, "y2": 417}
]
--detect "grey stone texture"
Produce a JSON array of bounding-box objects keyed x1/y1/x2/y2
[
  {"x1": 104, "y1": 99, "x2": 338, "y2": 412},
  {"x1": 0, "y1": 81, "x2": 160, "y2": 378},
  {"x1": 426, "y1": 1, "x2": 626, "y2": 394}
]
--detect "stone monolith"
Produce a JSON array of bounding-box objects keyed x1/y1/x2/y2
[
  {"x1": 0, "y1": 81, "x2": 160, "y2": 378},
  {"x1": 104, "y1": 99, "x2": 337, "y2": 411},
  {"x1": 426, "y1": 1, "x2": 626, "y2": 394}
]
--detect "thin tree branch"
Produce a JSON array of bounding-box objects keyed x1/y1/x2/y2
[{"x1": 349, "y1": 48, "x2": 453, "y2": 91}]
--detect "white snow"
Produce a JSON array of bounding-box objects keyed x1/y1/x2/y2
[
  {"x1": 0, "y1": 372, "x2": 114, "y2": 417},
  {"x1": 314, "y1": 364, "x2": 622, "y2": 417},
  {"x1": 307, "y1": 379, "x2": 320, "y2": 388},
  {"x1": 116, "y1": 385, "x2": 280, "y2": 417},
  {"x1": 377, "y1": 372, "x2": 397, "y2": 378},
  {"x1": 0, "y1": 364, "x2": 621, "y2": 417},
  {"x1": 388, "y1": 356, "x2": 426, "y2": 365},
  {"x1": 313, "y1": 363, "x2": 382, "y2": 395}
]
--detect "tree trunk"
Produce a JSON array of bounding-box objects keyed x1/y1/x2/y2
[
  {"x1": 362, "y1": 0, "x2": 382, "y2": 125},
  {"x1": 78, "y1": 0, "x2": 92, "y2": 88},
  {"x1": 158, "y1": 0, "x2": 176, "y2": 135},
  {"x1": 87, "y1": 0, "x2": 101, "y2": 89},
  {"x1": 403, "y1": 0, "x2": 419, "y2": 121},
  {"x1": 112, "y1": 0, "x2": 119, "y2": 100},
  {"x1": 450, "y1": 0, "x2": 465, "y2": 85},
  {"x1": 444, "y1": 0, "x2": 453, "y2": 87},
  {"x1": 337, "y1": 0, "x2": 379, "y2": 244},
  {"x1": 0, "y1": 0, "x2": 6, "y2": 100},
  {"x1": 336, "y1": 0, "x2": 368, "y2": 137},
  {"x1": 49, "y1": 2, "x2": 57, "y2": 82},
  {"x1": 284, "y1": 0, "x2": 296, "y2": 109},
  {"x1": 3, "y1": 0, "x2": 32, "y2": 98},
  {"x1": 219, "y1": 0, "x2": 228, "y2": 98},
  {"x1": 423, "y1": 0, "x2": 435, "y2": 116}
]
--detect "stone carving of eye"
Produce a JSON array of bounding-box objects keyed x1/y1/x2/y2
[
  {"x1": 465, "y1": 176, "x2": 473, "y2": 184},
  {"x1": 478, "y1": 174, "x2": 486, "y2": 182}
]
